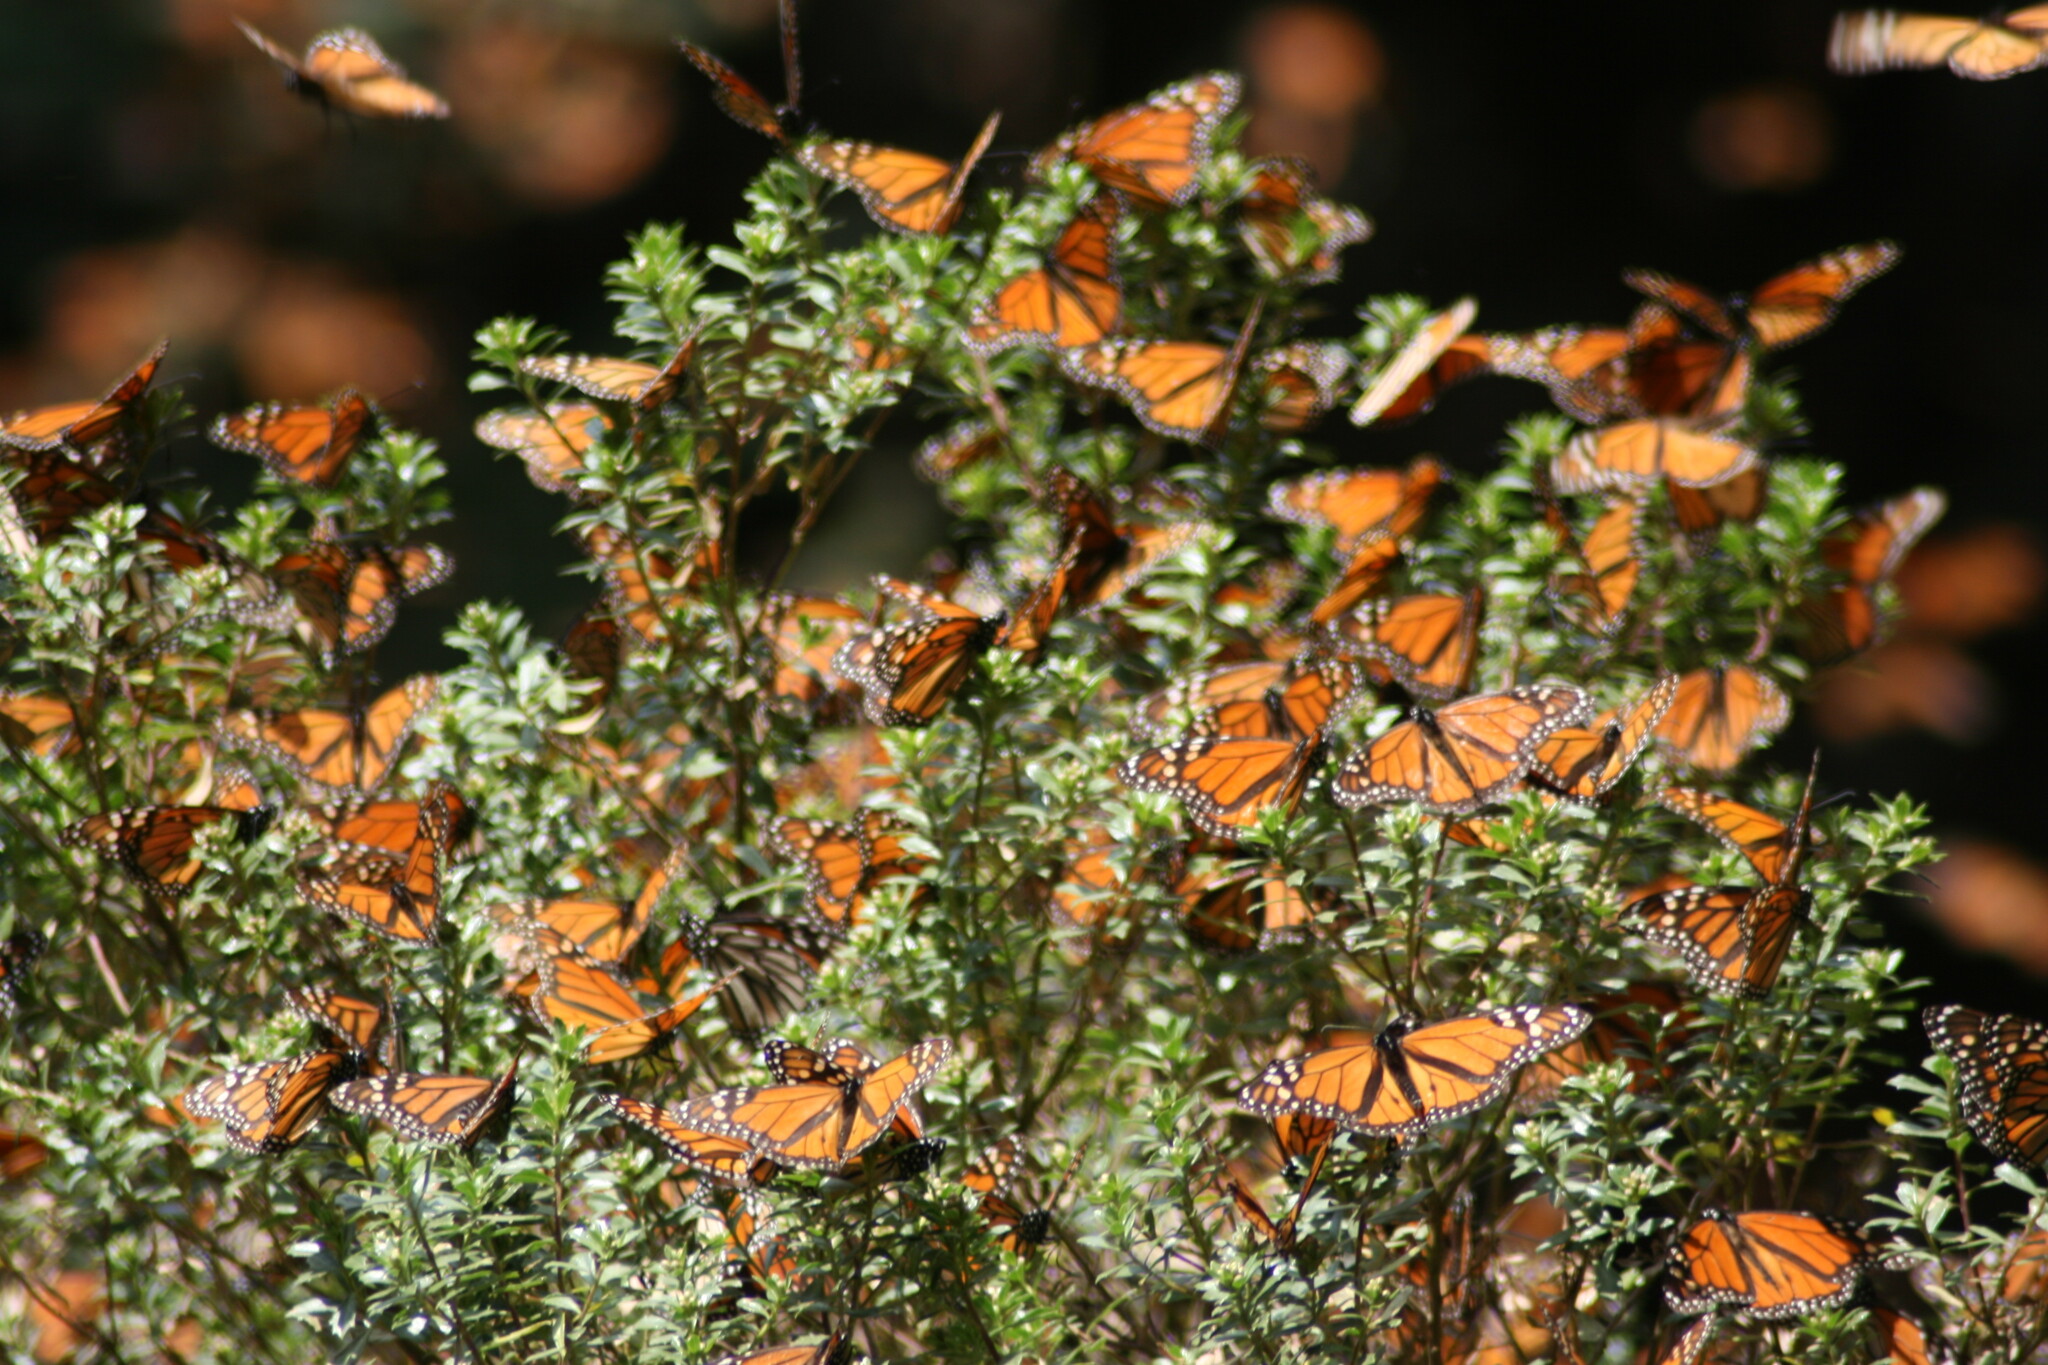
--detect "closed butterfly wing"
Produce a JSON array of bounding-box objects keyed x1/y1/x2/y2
[
  {"x1": 1254, "y1": 343, "x2": 1348, "y2": 432},
  {"x1": 1830, "y1": 8, "x2": 2048, "y2": 78},
  {"x1": 476, "y1": 404, "x2": 612, "y2": 495},
  {"x1": 1668, "y1": 467, "x2": 1768, "y2": 539},
  {"x1": 663, "y1": 907, "x2": 834, "y2": 1041},
  {"x1": 211, "y1": 390, "x2": 371, "y2": 487},
  {"x1": 1630, "y1": 883, "x2": 1805, "y2": 999},
  {"x1": 185, "y1": 1049, "x2": 360, "y2": 1155},
  {"x1": 769, "y1": 814, "x2": 873, "y2": 931},
  {"x1": 1665, "y1": 1209, "x2": 1873, "y2": 1318},
  {"x1": 1349, "y1": 298, "x2": 1481, "y2": 426},
  {"x1": 832, "y1": 578, "x2": 1002, "y2": 727},
  {"x1": 1334, "y1": 685, "x2": 1590, "y2": 814},
  {"x1": 1176, "y1": 858, "x2": 1324, "y2": 953},
  {"x1": 0, "y1": 693, "x2": 81, "y2": 759},
  {"x1": 1654, "y1": 665, "x2": 1789, "y2": 772},
  {"x1": 1657, "y1": 785, "x2": 1811, "y2": 884},
  {"x1": 1032, "y1": 72, "x2": 1240, "y2": 207},
  {"x1": 678, "y1": 40, "x2": 786, "y2": 142},
  {"x1": 967, "y1": 195, "x2": 1123, "y2": 352},
  {"x1": 1924, "y1": 1004, "x2": 2048, "y2": 1166},
  {"x1": 1530, "y1": 674, "x2": 1679, "y2": 802},
  {"x1": 519, "y1": 333, "x2": 696, "y2": 411},
  {"x1": 332, "y1": 1060, "x2": 518, "y2": 1149}
]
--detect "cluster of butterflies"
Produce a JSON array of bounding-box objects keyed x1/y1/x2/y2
[{"x1": 8, "y1": 8, "x2": 2046, "y2": 1360}]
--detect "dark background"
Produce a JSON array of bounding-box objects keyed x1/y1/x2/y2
[{"x1": 5, "y1": 0, "x2": 2044, "y2": 1009}]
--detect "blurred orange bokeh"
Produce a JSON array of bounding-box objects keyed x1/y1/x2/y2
[
  {"x1": 1240, "y1": 4, "x2": 1384, "y2": 185},
  {"x1": 1688, "y1": 84, "x2": 1833, "y2": 194}
]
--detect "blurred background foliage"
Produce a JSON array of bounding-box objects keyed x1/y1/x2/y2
[{"x1": 3, "y1": 0, "x2": 2046, "y2": 1057}]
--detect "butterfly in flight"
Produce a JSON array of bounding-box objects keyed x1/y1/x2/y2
[
  {"x1": 1349, "y1": 298, "x2": 1481, "y2": 426},
  {"x1": 678, "y1": 0, "x2": 802, "y2": 142},
  {"x1": 1236, "y1": 157, "x2": 1373, "y2": 285},
  {"x1": 1830, "y1": 8, "x2": 2048, "y2": 78},
  {"x1": 1528, "y1": 674, "x2": 1680, "y2": 803},
  {"x1": 210, "y1": 390, "x2": 372, "y2": 488},
  {"x1": 1237, "y1": 1005, "x2": 1592, "y2": 1138},
  {"x1": 1923, "y1": 1004, "x2": 2048, "y2": 1167},
  {"x1": 1623, "y1": 241, "x2": 1901, "y2": 352},
  {"x1": 475, "y1": 404, "x2": 613, "y2": 496},
  {"x1": 234, "y1": 20, "x2": 450, "y2": 118},
  {"x1": 1652, "y1": 664, "x2": 1790, "y2": 773},
  {"x1": 1800, "y1": 488, "x2": 1945, "y2": 663}
]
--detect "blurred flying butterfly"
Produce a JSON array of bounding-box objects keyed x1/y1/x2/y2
[
  {"x1": 475, "y1": 404, "x2": 613, "y2": 496},
  {"x1": 1924, "y1": 1003, "x2": 2048, "y2": 1166},
  {"x1": 0, "y1": 930, "x2": 47, "y2": 1019},
  {"x1": 1517, "y1": 982, "x2": 1697, "y2": 1107},
  {"x1": 676, "y1": 1036, "x2": 952, "y2": 1170},
  {"x1": 1042, "y1": 470, "x2": 1210, "y2": 611},
  {"x1": 219, "y1": 675, "x2": 438, "y2": 797},
  {"x1": 269, "y1": 537, "x2": 452, "y2": 663},
  {"x1": 1622, "y1": 241, "x2": 1900, "y2": 352},
  {"x1": 1529, "y1": 674, "x2": 1680, "y2": 803},
  {"x1": 210, "y1": 389, "x2": 372, "y2": 488},
  {"x1": 1349, "y1": 298, "x2": 1481, "y2": 426},
  {"x1": 0, "y1": 693, "x2": 80, "y2": 759},
  {"x1": 1267, "y1": 456, "x2": 1446, "y2": 552},
  {"x1": 519, "y1": 333, "x2": 698, "y2": 412},
  {"x1": 331, "y1": 1059, "x2": 519, "y2": 1150},
  {"x1": 768, "y1": 809, "x2": 919, "y2": 932},
  {"x1": 1801, "y1": 488, "x2": 1946, "y2": 663},
  {"x1": 1552, "y1": 418, "x2": 1758, "y2": 495},
  {"x1": 1664, "y1": 1209, "x2": 1877, "y2": 1319},
  {"x1": 802, "y1": 111, "x2": 1001, "y2": 235},
  {"x1": 0, "y1": 341, "x2": 166, "y2": 457},
  {"x1": 1830, "y1": 8, "x2": 2048, "y2": 78},
  {"x1": 1332, "y1": 684, "x2": 1592, "y2": 814},
  {"x1": 1237, "y1": 1005, "x2": 1592, "y2": 1138},
  {"x1": 678, "y1": 0, "x2": 801, "y2": 143},
  {"x1": 1032, "y1": 72, "x2": 1241, "y2": 208},
  {"x1": 234, "y1": 20, "x2": 450, "y2": 118},
  {"x1": 1653, "y1": 665, "x2": 1790, "y2": 772},
  {"x1": 528, "y1": 949, "x2": 729, "y2": 1065},
  {"x1": 1253, "y1": 344, "x2": 1349, "y2": 432},
  {"x1": 1548, "y1": 496, "x2": 1643, "y2": 635},
  {"x1": 832, "y1": 576, "x2": 1004, "y2": 727},
  {"x1": 1237, "y1": 157, "x2": 1373, "y2": 285}
]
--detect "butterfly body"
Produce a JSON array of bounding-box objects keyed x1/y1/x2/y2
[{"x1": 677, "y1": 1037, "x2": 952, "y2": 1170}]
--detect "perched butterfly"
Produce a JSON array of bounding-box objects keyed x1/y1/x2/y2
[
  {"x1": 527, "y1": 947, "x2": 728, "y2": 1065},
  {"x1": 964, "y1": 1136, "x2": 1079, "y2": 1255},
  {"x1": 1268, "y1": 456, "x2": 1446, "y2": 552},
  {"x1": 759, "y1": 594, "x2": 866, "y2": 718},
  {"x1": 1657, "y1": 782, "x2": 1823, "y2": 886},
  {"x1": 802, "y1": 110, "x2": 1001, "y2": 235},
  {"x1": 1237, "y1": 1005, "x2": 1592, "y2": 1138},
  {"x1": 1830, "y1": 7, "x2": 2048, "y2": 77},
  {"x1": 0, "y1": 341, "x2": 166, "y2": 455},
  {"x1": 1924, "y1": 1004, "x2": 2048, "y2": 1166},
  {"x1": 210, "y1": 390, "x2": 371, "y2": 488},
  {"x1": 833, "y1": 576, "x2": 1004, "y2": 727},
  {"x1": 219, "y1": 675, "x2": 438, "y2": 797},
  {"x1": 1174, "y1": 853, "x2": 1328, "y2": 954},
  {"x1": 0, "y1": 449, "x2": 122, "y2": 547},
  {"x1": 1518, "y1": 982, "x2": 1697, "y2": 1106},
  {"x1": 1553, "y1": 419, "x2": 1759, "y2": 494},
  {"x1": 269, "y1": 537, "x2": 453, "y2": 662},
  {"x1": 1802, "y1": 488, "x2": 1946, "y2": 662},
  {"x1": 599, "y1": 1092, "x2": 781, "y2": 1187},
  {"x1": 183, "y1": 1049, "x2": 361, "y2": 1155},
  {"x1": 234, "y1": 20, "x2": 450, "y2": 118},
  {"x1": 1624, "y1": 242, "x2": 1901, "y2": 352},
  {"x1": 1045, "y1": 826, "x2": 1150, "y2": 933},
  {"x1": 1349, "y1": 298, "x2": 1481, "y2": 426},
  {"x1": 762, "y1": 1039, "x2": 943, "y2": 1183},
  {"x1": 1237, "y1": 157, "x2": 1372, "y2": 285},
  {"x1": 296, "y1": 796, "x2": 455, "y2": 943},
  {"x1": 1665, "y1": 1209, "x2": 1876, "y2": 1318},
  {"x1": 1032, "y1": 72, "x2": 1241, "y2": 207},
  {"x1": 519, "y1": 333, "x2": 698, "y2": 412},
  {"x1": 63, "y1": 790, "x2": 276, "y2": 899},
  {"x1": 1042, "y1": 471, "x2": 1209, "y2": 611},
  {"x1": 559, "y1": 605, "x2": 623, "y2": 710},
  {"x1": 474, "y1": 404, "x2": 613, "y2": 496},
  {"x1": 967, "y1": 194, "x2": 1123, "y2": 353},
  {"x1": 1529, "y1": 674, "x2": 1680, "y2": 802},
  {"x1": 1137, "y1": 651, "x2": 1364, "y2": 742},
  {"x1": 1668, "y1": 466, "x2": 1768, "y2": 543},
  {"x1": 584, "y1": 523, "x2": 722, "y2": 646},
  {"x1": 282, "y1": 984, "x2": 388, "y2": 1061},
  {"x1": 1631, "y1": 756, "x2": 1820, "y2": 999},
  {"x1": 1334, "y1": 588, "x2": 1485, "y2": 699},
  {"x1": 677, "y1": 1036, "x2": 952, "y2": 1170},
  {"x1": 331, "y1": 1059, "x2": 519, "y2": 1150},
  {"x1": 1253, "y1": 344, "x2": 1350, "y2": 433},
  {"x1": 1654, "y1": 665, "x2": 1790, "y2": 772},
  {"x1": 1549, "y1": 497, "x2": 1643, "y2": 635},
  {"x1": 0, "y1": 929, "x2": 48, "y2": 1018},
  {"x1": 1118, "y1": 723, "x2": 1327, "y2": 843},
  {"x1": 1060, "y1": 317, "x2": 1266, "y2": 445},
  {"x1": 659, "y1": 905, "x2": 837, "y2": 1041},
  {"x1": 1869, "y1": 1308, "x2": 1941, "y2": 1365},
  {"x1": 768, "y1": 810, "x2": 918, "y2": 932},
  {"x1": 489, "y1": 892, "x2": 648, "y2": 968},
  {"x1": 1333, "y1": 684, "x2": 1592, "y2": 814},
  {"x1": 315, "y1": 782, "x2": 473, "y2": 860}
]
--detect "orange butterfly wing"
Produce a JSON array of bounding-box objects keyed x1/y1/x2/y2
[
  {"x1": 1033, "y1": 73, "x2": 1240, "y2": 207},
  {"x1": 1338, "y1": 588, "x2": 1483, "y2": 698},
  {"x1": 1653, "y1": 665, "x2": 1790, "y2": 772},
  {"x1": 210, "y1": 390, "x2": 370, "y2": 487},
  {"x1": 1119, "y1": 731, "x2": 1326, "y2": 841},
  {"x1": 1530, "y1": 675, "x2": 1679, "y2": 802},
  {"x1": 1334, "y1": 685, "x2": 1591, "y2": 814},
  {"x1": 801, "y1": 111, "x2": 1000, "y2": 235},
  {"x1": 1665, "y1": 1209, "x2": 1872, "y2": 1318},
  {"x1": 476, "y1": 405, "x2": 612, "y2": 495}
]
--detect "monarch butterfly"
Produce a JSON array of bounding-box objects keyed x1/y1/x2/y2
[
  {"x1": 1657, "y1": 781, "x2": 1823, "y2": 886},
  {"x1": 761, "y1": 594, "x2": 866, "y2": 718},
  {"x1": 0, "y1": 449, "x2": 122, "y2": 547},
  {"x1": 519, "y1": 333, "x2": 699, "y2": 412},
  {"x1": 1830, "y1": 8, "x2": 2048, "y2": 77},
  {"x1": 913, "y1": 420, "x2": 1005, "y2": 484},
  {"x1": 1060, "y1": 326, "x2": 1263, "y2": 445},
  {"x1": 1553, "y1": 419, "x2": 1759, "y2": 494},
  {"x1": 1484, "y1": 323, "x2": 1641, "y2": 422},
  {"x1": 1236, "y1": 1005, "x2": 1592, "y2": 1138},
  {"x1": 1044, "y1": 826, "x2": 1149, "y2": 933},
  {"x1": 1349, "y1": 298, "x2": 1482, "y2": 426},
  {"x1": 1623, "y1": 242, "x2": 1901, "y2": 352},
  {"x1": 1226, "y1": 1113, "x2": 1338, "y2": 1252},
  {"x1": 1529, "y1": 674, "x2": 1680, "y2": 802},
  {"x1": 678, "y1": 0, "x2": 801, "y2": 145},
  {"x1": 210, "y1": 390, "x2": 371, "y2": 488},
  {"x1": 296, "y1": 795, "x2": 455, "y2": 943},
  {"x1": 1594, "y1": 303, "x2": 1753, "y2": 421},
  {"x1": 1032, "y1": 72, "x2": 1241, "y2": 208},
  {"x1": 1647, "y1": 1316, "x2": 1720, "y2": 1365},
  {"x1": 269, "y1": 537, "x2": 453, "y2": 662},
  {"x1": 1237, "y1": 157, "x2": 1373, "y2": 285},
  {"x1": 966, "y1": 194, "x2": 1123, "y2": 353},
  {"x1": 705, "y1": 1337, "x2": 853, "y2": 1365},
  {"x1": 1923, "y1": 1004, "x2": 2048, "y2": 1166},
  {"x1": 218, "y1": 674, "x2": 439, "y2": 797},
  {"x1": 1668, "y1": 466, "x2": 1768, "y2": 539},
  {"x1": 0, "y1": 341, "x2": 166, "y2": 454},
  {"x1": 1137, "y1": 651, "x2": 1365, "y2": 741},
  {"x1": 0, "y1": 693, "x2": 80, "y2": 759},
  {"x1": 530, "y1": 950, "x2": 729, "y2": 1065},
  {"x1": 234, "y1": 20, "x2": 450, "y2": 119},
  {"x1": 559, "y1": 606, "x2": 623, "y2": 711},
  {"x1": 802, "y1": 111, "x2": 1001, "y2": 236},
  {"x1": 315, "y1": 782, "x2": 473, "y2": 860},
  {"x1": 282, "y1": 985, "x2": 387, "y2": 1055},
  {"x1": 0, "y1": 929, "x2": 47, "y2": 1019},
  {"x1": 832, "y1": 576, "x2": 1004, "y2": 727},
  {"x1": 1118, "y1": 724, "x2": 1328, "y2": 842},
  {"x1": 1654, "y1": 665, "x2": 1790, "y2": 772},
  {"x1": 1332, "y1": 684, "x2": 1592, "y2": 814},
  {"x1": 1549, "y1": 497, "x2": 1643, "y2": 634},
  {"x1": 1042, "y1": 471, "x2": 1210, "y2": 610},
  {"x1": 964, "y1": 1136, "x2": 1079, "y2": 1255},
  {"x1": 1268, "y1": 456, "x2": 1446, "y2": 552},
  {"x1": 1665, "y1": 1209, "x2": 1876, "y2": 1318},
  {"x1": 1518, "y1": 982, "x2": 1696, "y2": 1106},
  {"x1": 599, "y1": 1092, "x2": 781, "y2": 1187},
  {"x1": 1173, "y1": 853, "x2": 1327, "y2": 953},
  {"x1": 62, "y1": 795, "x2": 277, "y2": 899},
  {"x1": 474, "y1": 404, "x2": 613, "y2": 496},
  {"x1": 768, "y1": 810, "x2": 918, "y2": 932},
  {"x1": 331, "y1": 1059, "x2": 519, "y2": 1150},
  {"x1": 1333, "y1": 588, "x2": 1485, "y2": 699},
  {"x1": 183, "y1": 1049, "x2": 361, "y2": 1155},
  {"x1": 489, "y1": 893, "x2": 648, "y2": 967},
  {"x1": 760, "y1": 1039, "x2": 941, "y2": 1179},
  {"x1": 584, "y1": 524, "x2": 723, "y2": 645},
  {"x1": 1254, "y1": 344, "x2": 1350, "y2": 433},
  {"x1": 676, "y1": 1036, "x2": 952, "y2": 1170},
  {"x1": 659, "y1": 905, "x2": 836, "y2": 1041},
  {"x1": 1802, "y1": 488, "x2": 1946, "y2": 662}
]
